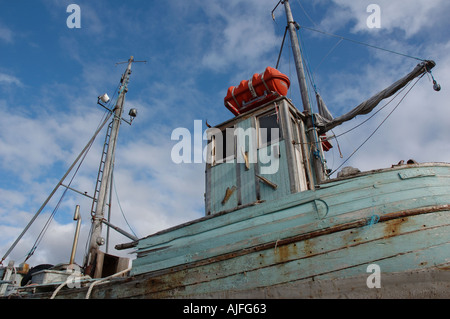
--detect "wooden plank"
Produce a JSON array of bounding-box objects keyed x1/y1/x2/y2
[
  {"x1": 210, "y1": 159, "x2": 237, "y2": 213},
  {"x1": 258, "y1": 141, "x2": 291, "y2": 202},
  {"x1": 236, "y1": 117, "x2": 258, "y2": 206},
  {"x1": 132, "y1": 201, "x2": 319, "y2": 271},
  {"x1": 279, "y1": 99, "x2": 297, "y2": 193}
]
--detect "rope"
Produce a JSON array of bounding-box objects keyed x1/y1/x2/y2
[
  {"x1": 50, "y1": 274, "x2": 91, "y2": 299},
  {"x1": 366, "y1": 214, "x2": 380, "y2": 227},
  {"x1": 85, "y1": 266, "x2": 131, "y2": 299}
]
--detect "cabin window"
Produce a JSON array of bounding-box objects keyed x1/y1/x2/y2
[
  {"x1": 257, "y1": 112, "x2": 282, "y2": 148},
  {"x1": 209, "y1": 127, "x2": 236, "y2": 165}
]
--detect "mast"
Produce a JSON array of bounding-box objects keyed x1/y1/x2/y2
[
  {"x1": 85, "y1": 56, "x2": 134, "y2": 276},
  {"x1": 282, "y1": 0, "x2": 326, "y2": 184}
]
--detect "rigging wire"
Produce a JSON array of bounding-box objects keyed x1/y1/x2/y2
[
  {"x1": 313, "y1": 38, "x2": 343, "y2": 74},
  {"x1": 113, "y1": 175, "x2": 138, "y2": 238},
  {"x1": 294, "y1": 27, "x2": 327, "y2": 166},
  {"x1": 328, "y1": 74, "x2": 425, "y2": 177},
  {"x1": 297, "y1": 27, "x2": 318, "y2": 95},
  {"x1": 22, "y1": 86, "x2": 119, "y2": 263},
  {"x1": 294, "y1": 0, "x2": 319, "y2": 28},
  {"x1": 328, "y1": 80, "x2": 415, "y2": 140},
  {"x1": 275, "y1": 26, "x2": 288, "y2": 69},
  {"x1": 24, "y1": 127, "x2": 98, "y2": 262},
  {"x1": 298, "y1": 25, "x2": 426, "y2": 62}
]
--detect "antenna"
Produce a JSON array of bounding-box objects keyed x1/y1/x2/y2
[
  {"x1": 116, "y1": 58, "x2": 147, "y2": 66},
  {"x1": 97, "y1": 57, "x2": 146, "y2": 125}
]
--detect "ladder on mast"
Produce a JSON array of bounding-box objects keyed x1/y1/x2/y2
[{"x1": 90, "y1": 121, "x2": 113, "y2": 217}]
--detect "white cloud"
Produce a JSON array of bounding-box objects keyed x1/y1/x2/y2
[
  {"x1": 0, "y1": 24, "x2": 14, "y2": 43},
  {"x1": 320, "y1": 0, "x2": 450, "y2": 37},
  {"x1": 0, "y1": 101, "x2": 104, "y2": 181},
  {"x1": 0, "y1": 211, "x2": 90, "y2": 266},
  {"x1": 199, "y1": 0, "x2": 281, "y2": 72},
  {"x1": 0, "y1": 73, "x2": 22, "y2": 87}
]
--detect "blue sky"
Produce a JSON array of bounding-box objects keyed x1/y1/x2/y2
[{"x1": 1, "y1": 0, "x2": 449, "y2": 267}]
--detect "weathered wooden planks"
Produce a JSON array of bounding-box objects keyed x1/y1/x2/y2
[{"x1": 100, "y1": 210, "x2": 450, "y2": 299}]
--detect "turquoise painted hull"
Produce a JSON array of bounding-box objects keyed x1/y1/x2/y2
[{"x1": 22, "y1": 163, "x2": 449, "y2": 298}]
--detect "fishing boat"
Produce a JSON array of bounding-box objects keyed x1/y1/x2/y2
[{"x1": 1, "y1": 0, "x2": 449, "y2": 299}]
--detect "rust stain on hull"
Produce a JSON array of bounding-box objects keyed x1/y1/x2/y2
[
  {"x1": 274, "y1": 242, "x2": 301, "y2": 263},
  {"x1": 384, "y1": 217, "x2": 409, "y2": 238},
  {"x1": 303, "y1": 239, "x2": 314, "y2": 257}
]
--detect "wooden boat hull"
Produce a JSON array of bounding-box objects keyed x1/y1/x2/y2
[{"x1": 12, "y1": 163, "x2": 450, "y2": 298}]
